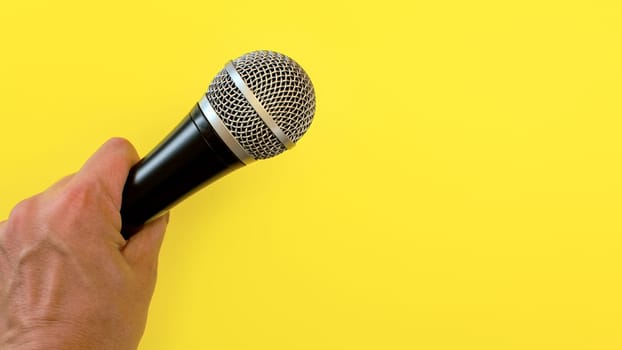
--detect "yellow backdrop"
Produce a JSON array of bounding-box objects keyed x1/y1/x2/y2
[{"x1": 1, "y1": 1, "x2": 621, "y2": 349}]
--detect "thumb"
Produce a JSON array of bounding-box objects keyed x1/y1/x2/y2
[{"x1": 122, "y1": 213, "x2": 170, "y2": 273}]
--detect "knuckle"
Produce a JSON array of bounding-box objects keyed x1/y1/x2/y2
[
  {"x1": 109, "y1": 137, "x2": 139, "y2": 163},
  {"x1": 49, "y1": 178, "x2": 119, "y2": 234},
  {"x1": 3, "y1": 197, "x2": 46, "y2": 243},
  {"x1": 8, "y1": 198, "x2": 38, "y2": 229},
  {"x1": 107, "y1": 137, "x2": 132, "y2": 150},
  {"x1": 41, "y1": 182, "x2": 97, "y2": 238},
  {"x1": 55, "y1": 180, "x2": 98, "y2": 212},
  {"x1": 107, "y1": 137, "x2": 137, "y2": 158}
]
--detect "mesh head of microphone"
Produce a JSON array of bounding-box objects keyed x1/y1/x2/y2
[{"x1": 206, "y1": 51, "x2": 316, "y2": 160}]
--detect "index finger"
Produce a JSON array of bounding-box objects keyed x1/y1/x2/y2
[{"x1": 74, "y1": 138, "x2": 140, "y2": 211}]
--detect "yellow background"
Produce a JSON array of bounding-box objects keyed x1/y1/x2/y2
[{"x1": 1, "y1": 0, "x2": 622, "y2": 349}]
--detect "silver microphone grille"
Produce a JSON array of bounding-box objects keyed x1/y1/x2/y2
[{"x1": 206, "y1": 51, "x2": 316, "y2": 160}]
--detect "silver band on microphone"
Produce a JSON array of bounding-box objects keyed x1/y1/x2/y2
[
  {"x1": 198, "y1": 95, "x2": 255, "y2": 165},
  {"x1": 225, "y1": 61, "x2": 295, "y2": 150}
]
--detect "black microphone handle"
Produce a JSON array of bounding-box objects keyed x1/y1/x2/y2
[{"x1": 120, "y1": 104, "x2": 244, "y2": 239}]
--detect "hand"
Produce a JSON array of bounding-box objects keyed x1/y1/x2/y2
[{"x1": 0, "y1": 138, "x2": 169, "y2": 350}]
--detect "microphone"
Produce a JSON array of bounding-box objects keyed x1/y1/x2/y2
[{"x1": 119, "y1": 51, "x2": 316, "y2": 238}]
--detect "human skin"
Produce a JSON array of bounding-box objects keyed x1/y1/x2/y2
[{"x1": 0, "y1": 138, "x2": 169, "y2": 350}]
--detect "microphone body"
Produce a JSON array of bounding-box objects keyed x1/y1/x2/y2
[{"x1": 120, "y1": 105, "x2": 243, "y2": 237}]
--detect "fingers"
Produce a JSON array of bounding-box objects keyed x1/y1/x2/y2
[
  {"x1": 121, "y1": 213, "x2": 170, "y2": 273},
  {"x1": 75, "y1": 138, "x2": 140, "y2": 211}
]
